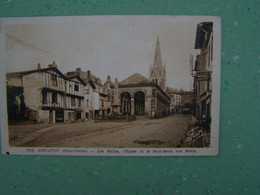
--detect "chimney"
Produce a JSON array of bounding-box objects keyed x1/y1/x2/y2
[
  {"x1": 48, "y1": 61, "x2": 57, "y2": 68},
  {"x1": 107, "y1": 75, "x2": 111, "y2": 81},
  {"x1": 37, "y1": 63, "x2": 41, "y2": 70},
  {"x1": 76, "y1": 68, "x2": 81, "y2": 76},
  {"x1": 115, "y1": 78, "x2": 118, "y2": 88},
  {"x1": 87, "y1": 70, "x2": 91, "y2": 79}
]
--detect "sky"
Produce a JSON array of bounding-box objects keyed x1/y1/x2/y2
[{"x1": 4, "y1": 16, "x2": 203, "y2": 91}]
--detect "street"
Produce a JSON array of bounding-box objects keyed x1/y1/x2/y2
[{"x1": 9, "y1": 114, "x2": 193, "y2": 148}]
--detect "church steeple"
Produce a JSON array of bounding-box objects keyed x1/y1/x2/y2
[
  {"x1": 153, "y1": 36, "x2": 163, "y2": 68},
  {"x1": 149, "y1": 36, "x2": 166, "y2": 91}
]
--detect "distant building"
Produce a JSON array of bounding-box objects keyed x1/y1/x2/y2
[
  {"x1": 166, "y1": 88, "x2": 182, "y2": 113},
  {"x1": 180, "y1": 90, "x2": 194, "y2": 107},
  {"x1": 103, "y1": 75, "x2": 114, "y2": 117},
  {"x1": 194, "y1": 22, "x2": 213, "y2": 128},
  {"x1": 179, "y1": 90, "x2": 194, "y2": 114},
  {"x1": 65, "y1": 69, "x2": 108, "y2": 120},
  {"x1": 84, "y1": 79, "x2": 96, "y2": 119}
]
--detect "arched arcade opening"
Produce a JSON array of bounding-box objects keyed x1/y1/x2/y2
[
  {"x1": 134, "y1": 91, "x2": 145, "y2": 115},
  {"x1": 120, "y1": 92, "x2": 131, "y2": 115}
]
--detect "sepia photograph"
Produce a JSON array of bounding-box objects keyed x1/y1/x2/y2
[{"x1": 0, "y1": 15, "x2": 221, "y2": 156}]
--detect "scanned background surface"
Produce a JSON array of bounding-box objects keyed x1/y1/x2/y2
[{"x1": 0, "y1": 0, "x2": 259, "y2": 194}]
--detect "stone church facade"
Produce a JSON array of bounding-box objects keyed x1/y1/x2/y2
[{"x1": 105, "y1": 37, "x2": 171, "y2": 118}]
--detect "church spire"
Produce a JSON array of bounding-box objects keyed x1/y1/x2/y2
[
  {"x1": 153, "y1": 36, "x2": 163, "y2": 68},
  {"x1": 149, "y1": 36, "x2": 167, "y2": 91}
]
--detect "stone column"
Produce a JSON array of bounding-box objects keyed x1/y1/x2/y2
[
  {"x1": 53, "y1": 110, "x2": 56, "y2": 124},
  {"x1": 131, "y1": 97, "x2": 135, "y2": 115}
]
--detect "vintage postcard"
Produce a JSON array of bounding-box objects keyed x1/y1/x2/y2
[{"x1": 0, "y1": 15, "x2": 221, "y2": 156}]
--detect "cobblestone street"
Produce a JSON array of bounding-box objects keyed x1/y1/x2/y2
[{"x1": 9, "y1": 114, "x2": 193, "y2": 148}]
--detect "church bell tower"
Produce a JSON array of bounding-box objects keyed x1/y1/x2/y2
[{"x1": 149, "y1": 36, "x2": 166, "y2": 91}]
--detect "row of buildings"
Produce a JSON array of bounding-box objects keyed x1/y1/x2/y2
[
  {"x1": 166, "y1": 88, "x2": 194, "y2": 114},
  {"x1": 193, "y1": 22, "x2": 213, "y2": 130},
  {"x1": 6, "y1": 30, "x2": 206, "y2": 124}
]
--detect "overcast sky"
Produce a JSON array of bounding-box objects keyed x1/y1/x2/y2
[{"x1": 4, "y1": 16, "x2": 204, "y2": 91}]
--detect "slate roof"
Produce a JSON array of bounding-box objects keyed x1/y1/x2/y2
[
  {"x1": 6, "y1": 67, "x2": 67, "y2": 79},
  {"x1": 66, "y1": 75, "x2": 86, "y2": 86},
  {"x1": 195, "y1": 22, "x2": 213, "y2": 49},
  {"x1": 119, "y1": 73, "x2": 151, "y2": 85}
]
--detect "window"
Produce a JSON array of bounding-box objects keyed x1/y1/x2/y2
[
  {"x1": 75, "y1": 84, "x2": 79, "y2": 92},
  {"x1": 42, "y1": 92, "x2": 47, "y2": 104},
  {"x1": 211, "y1": 37, "x2": 213, "y2": 61},
  {"x1": 78, "y1": 99, "x2": 81, "y2": 107},
  {"x1": 71, "y1": 97, "x2": 75, "y2": 106},
  {"x1": 86, "y1": 89, "x2": 90, "y2": 94},
  {"x1": 51, "y1": 75, "x2": 57, "y2": 86},
  {"x1": 208, "y1": 47, "x2": 211, "y2": 67},
  {"x1": 52, "y1": 93, "x2": 57, "y2": 103}
]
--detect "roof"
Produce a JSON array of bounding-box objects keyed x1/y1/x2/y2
[
  {"x1": 104, "y1": 80, "x2": 114, "y2": 88},
  {"x1": 7, "y1": 67, "x2": 67, "y2": 80},
  {"x1": 88, "y1": 79, "x2": 96, "y2": 89},
  {"x1": 120, "y1": 73, "x2": 151, "y2": 85},
  {"x1": 66, "y1": 75, "x2": 86, "y2": 86},
  {"x1": 195, "y1": 22, "x2": 213, "y2": 49}
]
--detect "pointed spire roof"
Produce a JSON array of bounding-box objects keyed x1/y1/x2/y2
[{"x1": 153, "y1": 36, "x2": 163, "y2": 68}]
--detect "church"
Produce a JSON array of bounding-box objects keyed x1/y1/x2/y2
[{"x1": 104, "y1": 37, "x2": 171, "y2": 118}]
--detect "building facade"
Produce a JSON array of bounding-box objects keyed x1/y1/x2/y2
[
  {"x1": 104, "y1": 37, "x2": 170, "y2": 118},
  {"x1": 6, "y1": 62, "x2": 86, "y2": 123},
  {"x1": 7, "y1": 62, "x2": 66, "y2": 123},
  {"x1": 66, "y1": 69, "x2": 109, "y2": 120},
  {"x1": 194, "y1": 22, "x2": 213, "y2": 129},
  {"x1": 64, "y1": 75, "x2": 85, "y2": 122},
  {"x1": 166, "y1": 88, "x2": 182, "y2": 113},
  {"x1": 84, "y1": 79, "x2": 96, "y2": 119}
]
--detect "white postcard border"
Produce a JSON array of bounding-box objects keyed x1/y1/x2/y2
[{"x1": 0, "y1": 15, "x2": 221, "y2": 156}]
